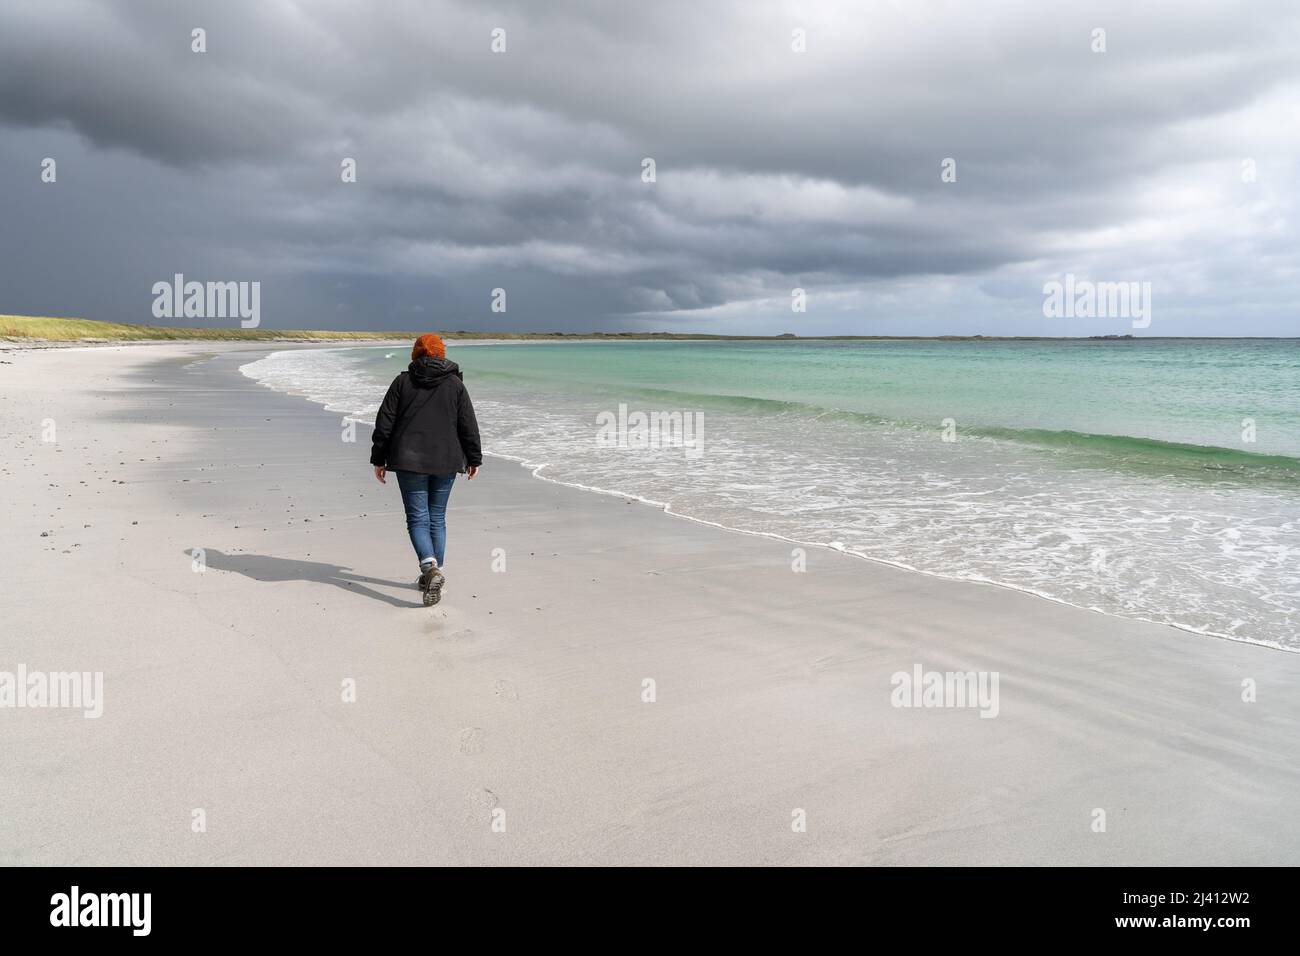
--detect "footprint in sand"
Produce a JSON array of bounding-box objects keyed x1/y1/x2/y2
[
  {"x1": 493, "y1": 679, "x2": 518, "y2": 701},
  {"x1": 459, "y1": 727, "x2": 485, "y2": 755}
]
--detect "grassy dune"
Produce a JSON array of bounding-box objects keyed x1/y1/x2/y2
[
  {"x1": 0, "y1": 315, "x2": 420, "y2": 343},
  {"x1": 0, "y1": 315, "x2": 744, "y2": 343}
]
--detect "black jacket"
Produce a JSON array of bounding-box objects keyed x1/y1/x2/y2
[{"x1": 369, "y1": 357, "x2": 482, "y2": 474}]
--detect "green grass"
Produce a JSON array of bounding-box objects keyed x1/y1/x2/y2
[
  {"x1": 0, "y1": 315, "x2": 422, "y2": 342},
  {"x1": 0, "y1": 315, "x2": 760, "y2": 343}
]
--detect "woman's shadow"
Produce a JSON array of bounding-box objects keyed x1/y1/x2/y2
[{"x1": 192, "y1": 549, "x2": 420, "y2": 608}]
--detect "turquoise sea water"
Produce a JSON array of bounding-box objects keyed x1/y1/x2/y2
[{"x1": 242, "y1": 339, "x2": 1300, "y2": 650}]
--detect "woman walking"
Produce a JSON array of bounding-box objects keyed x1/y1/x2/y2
[{"x1": 370, "y1": 334, "x2": 482, "y2": 606}]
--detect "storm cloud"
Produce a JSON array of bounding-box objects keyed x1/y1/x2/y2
[{"x1": 2, "y1": 0, "x2": 1298, "y2": 334}]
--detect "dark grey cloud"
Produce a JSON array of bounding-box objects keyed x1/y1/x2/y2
[{"x1": 2, "y1": 0, "x2": 1298, "y2": 334}]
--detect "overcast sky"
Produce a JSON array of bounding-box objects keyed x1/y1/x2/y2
[{"x1": 2, "y1": 0, "x2": 1298, "y2": 335}]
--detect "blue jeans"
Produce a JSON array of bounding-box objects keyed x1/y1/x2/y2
[{"x1": 394, "y1": 471, "x2": 456, "y2": 566}]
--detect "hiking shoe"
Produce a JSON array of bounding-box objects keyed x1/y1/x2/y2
[{"x1": 418, "y1": 564, "x2": 445, "y2": 606}]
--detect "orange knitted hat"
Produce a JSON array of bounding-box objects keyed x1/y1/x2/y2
[{"x1": 411, "y1": 333, "x2": 446, "y2": 360}]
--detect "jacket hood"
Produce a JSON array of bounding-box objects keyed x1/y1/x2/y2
[{"x1": 408, "y1": 355, "x2": 462, "y2": 387}]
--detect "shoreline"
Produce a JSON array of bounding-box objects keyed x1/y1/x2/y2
[
  {"x1": 505, "y1": 450, "x2": 1299, "y2": 656},
  {"x1": 241, "y1": 346, "x2": 1298, "y2": 657},
  {"x1": 4, "y1": 343, "x2": 1300, "y2": 865}
]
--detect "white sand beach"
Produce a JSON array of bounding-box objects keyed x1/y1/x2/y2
[{"x1": 2, "y1": 343, "x2": 1298, "y2": 866}]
